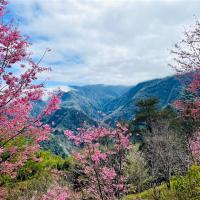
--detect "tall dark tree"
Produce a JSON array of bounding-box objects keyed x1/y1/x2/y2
[{"x1": 133, "y1": 97, "x2": 159, "y2": 133}]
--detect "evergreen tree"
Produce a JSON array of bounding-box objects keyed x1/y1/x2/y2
[{"x1": 130, "y1": 97, "x2": 160, "y2": 144}]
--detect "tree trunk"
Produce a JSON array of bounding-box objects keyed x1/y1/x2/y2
[{"x1": 166, "y1": 178, "x2": 171, "y2": 190}]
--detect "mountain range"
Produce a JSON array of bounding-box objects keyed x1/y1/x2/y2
[
  {"x1": 47, "y1": 75, "x2": 182, "y2": 128},
  {"x1": 40, "y1": 75, "x2": 183, "y2": 156}
]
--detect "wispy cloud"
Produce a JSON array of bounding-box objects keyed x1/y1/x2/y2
[{"x1": 8, "y1": 0, "x2": 200, "y2": 85}]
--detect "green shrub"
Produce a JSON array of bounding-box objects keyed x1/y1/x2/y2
[
  {"x1": 172, "y1": 165, "x2": 200, "y2": 200},
  {"x1": 124, "y1": 166, "x2": 200, "y2": 200},
  {"x1": 0, "y1": 150, "x2": 75, "y2": 200}
]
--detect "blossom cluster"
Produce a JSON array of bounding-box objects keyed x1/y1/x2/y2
[
  {"x1": 64, "y1": 123, "x2": 131, "y2": 199},
  {"x1": 171, "y1": 19, "x2": 200, "y2": 162},
  {"x1": 0, "y1": 1, "x2": 60, "y2": 177},
  {"x1": 41, "y1": 186, "x2": 72, "y2": 200}
]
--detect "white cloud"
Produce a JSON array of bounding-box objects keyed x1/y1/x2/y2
[{"x1": 9, "y1": 0, "x2": 200, "y2": 85}]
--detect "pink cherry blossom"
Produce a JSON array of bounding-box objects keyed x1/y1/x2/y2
[
  {"x1": 0, "y1": 1, "x2": 60, "y2": 177},
  {"x1": 65, "y1": 124, "x2": 131, "y2": 199},
  {"x1": 170, "y1": 19, "x2": 200, "y2": 162}
]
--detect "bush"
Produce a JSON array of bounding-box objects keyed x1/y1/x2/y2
[
  {"x1": 0, "y1": 150, "x2": 75, "y2": 200},
  {"x1": 123, "y1": 166, "x2": 200, "y2": 200},
  {"x1": 172, "y1": 165, "x2": 200, "y2": 200}
]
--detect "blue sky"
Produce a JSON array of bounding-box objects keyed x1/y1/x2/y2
[{"x1": 7, "y1": 0, "x2": 200, "y2": 87}]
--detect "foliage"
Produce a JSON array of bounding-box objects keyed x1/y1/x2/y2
[
  {"x1": 125, "y1": 146, "x2": 149, "y2": 193},
  {"x1": 124, "y1": 165, "x2": 200, "y2": 200},
  {"x1": 131, "y1": 97, "x2": 187, "y2": 190},
  {"x1": 0, "y1": 150, "x2": 74, "y2": 199},
  {"x1": 0, "y1": 0, "x2": 60, "y2": 179},
  {"x1": 41, "y1": 133, "x2": 68, "y2": 158},
  {"x1": 123, "y1": 184, "x2": 176, "y2": 200},
  {"x1": 170, "y1": 19, "x2": 200, "y2": 162},
  {"x1": 173, "y1": 165, "x2": 200, "y2": 200},
  {"x1": 6, "y1": 171, "x2": 52, "y2": 200},
  {"x1": 132, "y1": 97, "x2": 159, "y2": 134},
  {"x1": 1, "y1": 1, "x2": 200, "y2": 199},
  {"x1": 64, "y1": 124, "x2": 131, "y2": 200}
]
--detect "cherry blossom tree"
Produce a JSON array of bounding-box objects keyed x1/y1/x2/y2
[
  {"x1": 0, "y1": 0, "x2": 60, "y2": 178},
  {"x1": 41, "y1": 185, "x2": 80, "y2": 200},
  {"x1": 64, "y1": 124, "x2": 131, "y2": 200},
  {"x1": 170, "y1": 19, "x2": 200, "y2": 162}
]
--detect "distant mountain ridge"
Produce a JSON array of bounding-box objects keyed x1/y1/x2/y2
[
  {"x1": 103, "y1": 76, "x2": 182, "y2": 124},
  {"x1": 48, "y1": 84, "x2": 130, "y2": 129},
  {"x1": 45, "y1": 76, "x2": 182, "y2": 129},
  {"x1": 39, "y1": 76, "x2": 183, "y2": 156}
]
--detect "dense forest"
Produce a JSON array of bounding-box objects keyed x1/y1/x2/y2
[{"x1": 0, "y1": 1, "x2": 200, "y2": 200}]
